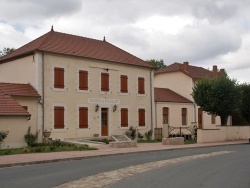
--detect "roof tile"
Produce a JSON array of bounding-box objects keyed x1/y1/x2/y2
[
  {"x1": 154, "y1": 87, "x2": 193, "y2": 103},
  {"x1": 0, "y1": 31, "x2": 153, "y2": 68}
]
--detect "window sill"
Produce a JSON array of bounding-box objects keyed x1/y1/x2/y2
[{"x1": 52, "y1": 87, "x2": 67, "y2": 92}]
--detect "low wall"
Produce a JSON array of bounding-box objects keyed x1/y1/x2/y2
[
  {"x1": 162, "y1": 137, "x2": 184, "y2": 145},
  {"x1": 109, "y1": 141, "x2": 137, "y2": 148},
  {"x1": 197, "y1": 126, "x2": 250, "y2": 143}
]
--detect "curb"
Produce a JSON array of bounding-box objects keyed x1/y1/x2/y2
[{"x1": 0, "y1": 142, "x2": 248, "y2": 169}]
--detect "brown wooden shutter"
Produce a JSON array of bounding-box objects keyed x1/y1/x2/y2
[
  {"x1": 120, "y1": 75, "x2": 128, "y2": 93},
  {"x1": 54, "y1": 106, "x2": 64, "y2": 129},
  {"x1": 138, "y1": 77, "x2": 145, "y2": 94},
  {"x1": 101, "y1": 73, "x2": 109, "y2": 91},
  {"x1": 182, "y1": 108, "x2": 187, "y2": 125},
  {"x1": 54, "y1": 68, "x2": 64, "y2": 88},
  {"x1": 79, "y1": 70, "x2": 88, "y2": 90},
  {"x1": 138, "y1": 108, "x2": 145, "y2": 126},
  {"x1": 79, "y1": 107, "x2": 88, "y2": 128},
  {"x1": 163, "y1": 107, "x2": 169, "y2": 124},
  {"x1": 121, "y1": 108, "x2": 128, "y2": 127}
]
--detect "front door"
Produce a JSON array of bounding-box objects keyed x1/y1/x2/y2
[
  {"x1": 101, "y1": 108, "x2": 108, "y2": 136},
  {"x1": 198, "y1": 108, "x2": 203, "y2": 129}
]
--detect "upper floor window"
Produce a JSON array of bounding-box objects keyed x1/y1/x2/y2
[
  {"x1": 138, "y1": 108, "x2": 145, "y2": 127},
  {"x1": 79, "y1": 107, "x2": 88, "y2": 128},
  {"x1": 181, "y1": 108, "x2": 187, "y2": 125},
  {"x1": 101, "y1": 73, "x2": 109, "y2": 92},
  {"x1": 54, "y1": 106, "x2": 64, "y2": 129},
  {"x1": 163, "y1": 107, "x2": 169, "y2": 124},
  {"x1": 120, "y1": 75, "x2": 128, "y2": 93},
  {"x1": 54, "y1": 67, "x2": 64, "y2": 89},
  {"x1": 138, "y1": 77, "x2": 145, "y2": 94},
  {"x1": 121, "y1": 108, "x2": 128, "y2": 127},
  {"x1": 79, "y1": 70, "x2": 88, "y2": 90}
]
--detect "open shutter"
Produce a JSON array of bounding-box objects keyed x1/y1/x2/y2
[
  {"x1": 101, "y1": 73, "x2": 109, "y2": 91},
  {"x1": 121, "y1": 108, "x2": 128, "y2": 127},
  {"x1": 79, "y1": 107, "x2": 88, "y2": 128},
  {"x1": 138, "y1": 108, "x2": 145, "y2": 126},
  {"x1": 138, "y1": 77, "x2": 145, "y2": 94},
  {"x1": 79, "y1": 70, "x2": 88, "y2": 90},
  {"x1": 120, "y1": 75, "x2": 128, "y2": 93},
  {"x1": 54, "y1": 68, "x2": 64, "y2": 88},
  {"x1": 54, "y1": 106, "x2": 64, "y2": 129}
]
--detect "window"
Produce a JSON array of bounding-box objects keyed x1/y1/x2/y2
[
  {"x1": 120, "y1": 75, "x2": 128, "y2": 93},
  {"x1": 138, "y1": 108, "x2": 145, "y2": 126},
  {"x1": 23, "y1": 106, "x2": 28, "y2": 111},
  {"x1": 54, "y1": 106, "x2": 64, "y2": 129},
  {"x1": 79, "y1": 70, "x2": 88, "y2": 90},
  {"x1": 163, "y1": 107, "x2": 169, "y2": 124},
  {"x1": 181, "y1": 108, "x2": 187, "y2": 125},
  {"x1": 211, "y1": 115, "x2": 216, "y2": 124},
  {"x1": 138, "y1": 77, "x2": 145, "y2": 94},
  {"x1": 54, "y1": 67, "x2": 64, "y2": 88},
  {"x1": 121, "y1": 108, "x2": 128, "y2": 127},
  {"x1": 101, "y1": 73, "x2": 109, "y2": 92},
  {"x1": 79, "y1": 107, "x2": 88, "y2": 128}
]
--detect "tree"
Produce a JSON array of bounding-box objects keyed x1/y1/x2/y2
[
  {"x1": 192, "y1": 75, "x2": 239, "y2": 125},
  {"x1": 0, "y1": 47, "x2": 15, "y2": 57},
  {"x1": 239, "y1": 83, "x2": 250, "y2": 123},
  {"x1": 146, "y1": 59, "x2": 165, "y2": 70}
]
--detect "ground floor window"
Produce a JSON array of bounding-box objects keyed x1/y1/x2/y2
[
  {"x1": 182, "y1": 108, "x2": 187, "y2": 125},
  {"x1": 163, "y1": 107, "x2": 169, "y2": 124},
  {"x1": 138, "y1": 108, "x2": 145, "y2": 127},
  {"x1": 79, "y1": 107, "x2": 88, "y2": 128},
  {"x1": 54, "y1": 106, "x2": 64, "y2": 129},
  {"x1": 121, "y1": 108, "x2": 128, "y2": 127}
]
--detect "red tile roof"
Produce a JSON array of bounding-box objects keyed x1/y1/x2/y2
[
  {"x1": 155, "y1": 62, "x2": 213, "y2": 79},
  {"x1": 0, "y1": 82, "x2": 40, "y2": 97},
  {"x1": 0, "y1": 30, "x2": 153, "y2": 68},
  {"x1": 0, "y1": 91, "x2": 30, "y2": 116},
  {"x1": 154, "y1": 87, "x2": 193, "y2": 103}
]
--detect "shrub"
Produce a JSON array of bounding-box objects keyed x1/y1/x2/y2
[
  {"x1": 24, "y1": 127, "x2": 39, "y2": 147},
  {"x1": 129, "y1": 126, "x2": 136, "y2": 140},
  {"x1": 144, "y1": 130, "x2": 153, "y2": 140},
  {"x1": 137, "y1": 132, "x2": 144, "y2": 140},
  {"x1": 0, "y1": 130, "x2": 9, "y2": 148}
]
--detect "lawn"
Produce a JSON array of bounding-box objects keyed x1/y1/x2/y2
[{"x1": 0, "y1": 142, "x2": 97, "y2": 156}]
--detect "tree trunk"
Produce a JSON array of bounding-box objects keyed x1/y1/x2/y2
[{"x1": 220, "y1": 115, "x2": 228, "y2": 126}]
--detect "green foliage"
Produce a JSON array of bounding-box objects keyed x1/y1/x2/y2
[
  {"x1": 192, "y1": 75, "x2": 239, "y2": 125},
  {"x1": 24, "y1": 127, "x2": 39, "y2": 147},
  {"x1": 146, "y1": 59, "x2": 165, "y2": 70},
  {"x1": 239, "y1": 83, "x2": 250, "y2": 123},
  {"x1": 137, "y1": 132, "x2": 144, "y2": 140},
  {"x1": 0, "y1": 130, "x2": 9, "y2": 148},
  {"x1": 144, "y1": 130, "x2": 153, "y2": 140},
  {"x1": 129, "y1": 126, "x2": 137, "y2": 140},
  {"x1": 0, "y1": 47, "x2": 15, "y2": 57}
]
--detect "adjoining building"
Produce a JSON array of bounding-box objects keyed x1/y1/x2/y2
[
  {"x1": 0, "y1": 83, "x2": 40, "y2": 148},
  {"x1": 154, "y1": 62, "x2": 229, "y2": 138},
  {"x1": 0, "y1": 28, "x2": 155, "y2": 145}
]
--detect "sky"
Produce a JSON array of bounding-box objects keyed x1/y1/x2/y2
[{"x1": 0, "y1": 0, "x2": 250, "y2": 82}]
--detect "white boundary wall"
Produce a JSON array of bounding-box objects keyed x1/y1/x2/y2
[{"x1": 197, "y1": 126, "x2": 250, "y2": 143}]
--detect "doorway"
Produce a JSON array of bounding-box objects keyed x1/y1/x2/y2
[{"x1": 101, "y1": 108, "x2": 108, "y2": 136}]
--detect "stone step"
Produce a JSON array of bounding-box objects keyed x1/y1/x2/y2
[{"x1": 112, "y1": 135, "x2": 131, "y2": 142}]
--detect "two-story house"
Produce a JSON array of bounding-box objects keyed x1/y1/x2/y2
[
  {"x1": 0, "y1": 28, "x2": 154, "y2": 144},
  {"x1": 154, "y1": 62, "x2": 227, "y2": 137}
]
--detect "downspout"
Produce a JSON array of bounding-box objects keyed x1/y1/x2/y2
[
  {"x1": 42, "y1": 53, "x2": 45, "y2": 131},
  {"x1": 150, "y1": 69, "x2": 155, "y2": 138}
]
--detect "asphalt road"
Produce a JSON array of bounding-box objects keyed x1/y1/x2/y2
[{"x1": 0, "y1": 144, "x2": 249, "y2": 188}]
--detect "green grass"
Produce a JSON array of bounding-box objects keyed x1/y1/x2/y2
[
  {"x1": 184, "y1": 140, "x2": 197, "y2": 144},
  {"x1": 137, "y1": 139, "x2": 162, "y2": 143},
  {"x1": 0, "y1": 144, "x2": 97, "y2": 156}
]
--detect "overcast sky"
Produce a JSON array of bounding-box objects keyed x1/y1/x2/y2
[{"x1": 0, "y1": 0, "x2": 250, "y2": 82}]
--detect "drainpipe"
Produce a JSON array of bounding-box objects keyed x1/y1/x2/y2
[
  {"x1": 42, "y1": 53, "x2": 45, "y2": 131},
  {"x1": 150, "y1": 69, "x2": 155, "y2": 138}
]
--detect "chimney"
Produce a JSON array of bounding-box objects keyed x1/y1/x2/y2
[
  {"x1": 183, "y1": 62, "x2": 189, "y2": 72},
  {"x1": 220, "y1": 68, "x2": 225, "y2": 75},
  {"x1": 213, "y1": 65, "x2": 218, "y2": 77}
]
